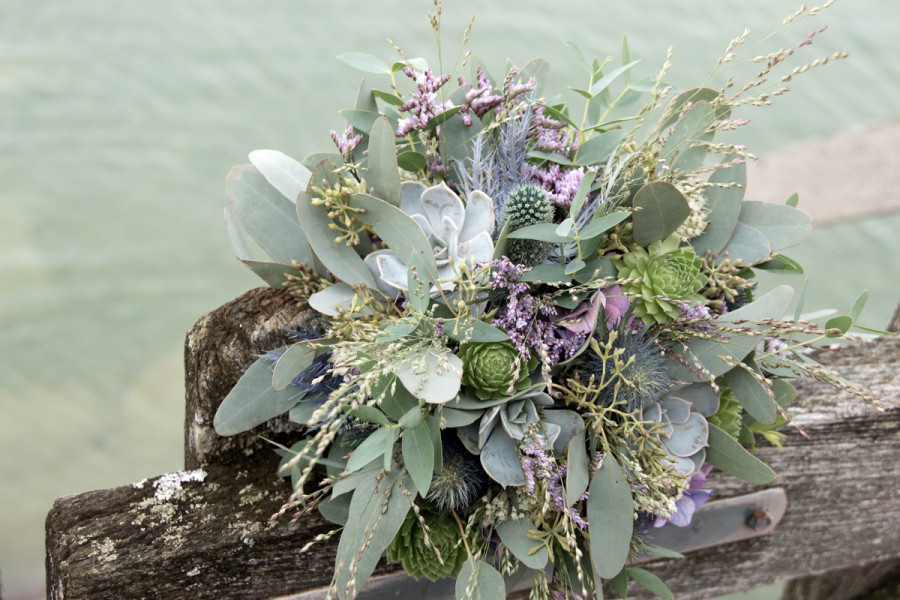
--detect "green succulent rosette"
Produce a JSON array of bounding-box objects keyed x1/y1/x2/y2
[
  {"x1": 386, "y1": 513, "x2": 467, "y2": 581},
  {"x1": 617, "y1": 235, "x2": 709, "y2": 324},
  {"x1": 459, "y1": 342, "x2": 537, "y2": 400}
]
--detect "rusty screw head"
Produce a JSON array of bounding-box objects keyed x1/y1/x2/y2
[{"x1": 746, "y1": 510, "x2": 772, "y2": 530}]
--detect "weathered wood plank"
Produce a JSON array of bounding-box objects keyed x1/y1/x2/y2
[{"x1": 45, "y1": 288, "x2": 900, "y2": 599}]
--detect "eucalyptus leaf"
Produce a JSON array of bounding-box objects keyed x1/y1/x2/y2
[
  {"x1": 518, "y1": 57, "x2": 550, "y2": 95},
  {"x1": 318, "y1": 492, "x2": 352, "y2": 526},
  {"x1": 272, "y1": 341, "x2": 316, "y2": 391},
  {"x1": 667, "y1": 286, "x2": 792, "y2": 380},
  {"x1": 455, "y1": 560, "x2": 506, "y2": 600},
  {"x1": 579, "y1": 211, "x2": 630, "y2": 240},
  {"x1": 736, "y1": 201, "x2": 813, "y2": 253},
  {"x1": 379, "y1": 381, "x2": 419, "y2": 421},
  {"x1": 366, "y1": 117, "x2": 403, "y2": 206},
  {"x1": 248, "y1": 149, "x2": 312, "y2": 203},
  {"x1": 402, "y1": 422, "x2": 435, "y2": 496},
  {"x1": 661, "y1": 100, "x2": 716, "y2": 171},
  {"x1": 507, "y1": 222, "x2": 570, "y2": 243},
  {"x1": 569, "y1": 170, "x2": 596, "y2": 219},
  {"x1": 520, "y1": 263, "x2": 570, "y2": 284},
  {"x1": 345, "y1": 427, "x2": 393, "y2": 474},
  {"x1": 339, "y1": 109, "x2": 380, "y2": 134},
  {"x1": 527, "y1": 150, "x2": 577, "y2": 167},
  {"x1": 350, "y1": 405, "x2": 390, "y2": 427},
  {"x1": 226, "y1": 164, "x2": 316, "y2": 267},
  {"x1": 691, "y1": 160, "x2": 746, "y2": 257},
  {"x1": 577, "y1": 130, "x2": 627, "y2": 166},
  {"x1": 297, "y1": 162, "x2": 376, "y2": 288},
  {"x1": 337, "y1": 52, "x2": 392, "y2": 74},
  {"x1": 444, "y1": 318, "x2": 509, "y2": 343},
  {"x1": 335, "y1": 469, "x2": 412, "y2": 600},
  {"x1": 632, "y1": 182, "x2": 691, "y2": 246},
  {"x1": 481, "y1": 430, "x2": 526, "y2": 487},
  {"x1": 721, "y1": 221, "x2": 772, "y2": 265},
  {"x1": 723, "y1": 362, "x2": 777, "y2": 425},
  {"x1": 851, "y1": 290, "x2": 869, "y2": 321},
  {"x1": 588, "y1": 455, "x2": 633, "y2": 579},
  {"x1": 308, "y1": 283, "x2": 358, "y2": 317},
  {"x1": 590, "y1": 60, "x2": 641, "y2": 97},
  {"x1": 565, "y1": 430, "x2": 589, "y2": 507},
  {"x1": 397, "y1": 150, "x2": 427, "y2": 172},
  {"x1": 213, "y1": 355, "x2": 302, "y2": 436},
  {"x1": 661, "y1": 88, "x2": 721, "y2": 128},
  {"x1": 373, "y1": 89, "x2": 404, "y2": 106},
  {"x1": 496, "y1": 517, "x2": 549, "y2": 570},
  {"x1": 754, "y1": 254, "x2": 804, "y2": 273},
  {"x1": 440, "y1": 112, "x2": 483, "y2": 176},
  {"x1": 396, "y1": 348, "x2": 463, "y2": 404},
  {"x1": 626, "y1": 567, "x2": 674, "y2": 600},
  {"x1": 288, "y1": 402, "x2": 318, "y2": 426},
  {"x1": 405, "y1": 254, "x2": 433, "y2": 314},
  {"x1": 224, "y1": 207, "x2": 304, "y2": 286},
  {"x1": 706, "y1": 424, "x2": 776, "y2": 484}
]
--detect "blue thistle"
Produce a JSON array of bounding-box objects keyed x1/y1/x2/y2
[
  {"x1": 426, "y1": 436, "x2": 487, "y2": 512},
  {"x1": 582, "y1": 330, "x2": 672, "y2": 411},
  {"x1": 504, "y1": 183, "x2": 555, "y2": 266}
]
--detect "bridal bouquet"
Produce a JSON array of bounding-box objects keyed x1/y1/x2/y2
[{"x1": 214, "y1": 4, "x2": 872, "y2": 598}]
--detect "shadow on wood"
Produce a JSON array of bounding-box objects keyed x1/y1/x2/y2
[{"x1": 45, "y1": 288, "x2": 900, "y2": 599}]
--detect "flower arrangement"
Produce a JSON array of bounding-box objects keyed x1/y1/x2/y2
[{"x1": 214, "y1": 3, "x2": 877, "y2": 599}]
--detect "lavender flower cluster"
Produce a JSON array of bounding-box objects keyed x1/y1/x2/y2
[
  {"x1": 489, "y1": 258, "x2": 586, "y2": 366},
  {"x1": 521, "y1": 431, "x2": 589, "y2": 530}
]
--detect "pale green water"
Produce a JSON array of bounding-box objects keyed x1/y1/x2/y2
[{"x1": 2, "y1": 1, "x2": 899, "y2": 597}]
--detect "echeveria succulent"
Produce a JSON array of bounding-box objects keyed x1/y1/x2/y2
[
  {"x1": 617, "y1": 235, "x2": 708, "y2": 324},
  {"x1": 644, "y1": 386, "x2": 713, "y2": 477},
  {"x1": 460, "y1": 342, "x2": 537, "y2": 400},
  {"x1": 365, "y1": 181, "x2": 494, "y2": 297},
  {"x1": 386, "y1": 512, "x2": 467, "y2": 580}
]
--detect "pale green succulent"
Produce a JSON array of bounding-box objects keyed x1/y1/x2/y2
[
  {"x1": 444, "y1": 388, "x2": 584, "y2": 488},
  {"x1": 365, "y1": 181, "x2": 494, "y2": 299},
  {"x1": 617, "y1": 234, "x2": 708, "y2": 324},
  {"x1": 644, "y1": 387, "x2": 711, "y2": 477},
  {"x1": 386, "y1": 512, "x2": 467, "y2": 581},
  {"x1": 459, "y1": 342, "x2": 537, "y2": 400}
]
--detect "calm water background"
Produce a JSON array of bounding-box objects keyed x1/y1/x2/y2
[{"x1": 2, "y1": 1, "x2": 899, "y2": 597}]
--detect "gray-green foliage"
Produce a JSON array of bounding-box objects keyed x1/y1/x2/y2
[{"x1": 503, "y1": 183, "x2": 555, "y2": 266}]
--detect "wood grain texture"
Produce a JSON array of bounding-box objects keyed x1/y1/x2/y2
[{"x1": 45, "y1": 288, "x2": 900, "y2": 599}]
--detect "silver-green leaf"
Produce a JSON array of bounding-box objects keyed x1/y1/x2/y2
[
  {"x1": 455, "y1": 559, "x2": 507, "y2": 600},
  {"x1": 213, "y1": 355, "x2": 302, "y2": 436},
  {"x1": 588, "y1": 455, "x2": 634, "y2": 579}
]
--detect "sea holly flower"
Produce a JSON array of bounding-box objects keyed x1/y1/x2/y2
[
  {"x1": 617, "y1": 234, "x2": 709, "y2": 325},
  {"x1": 459, "y1": 341, "x2": 536, "y2": 400},
  {"x1": 364, "y1": 182, "x2": 494, "y2": 297},
  {"x1": 386, "y1": 512, "x2": 467, "y2": 581}
]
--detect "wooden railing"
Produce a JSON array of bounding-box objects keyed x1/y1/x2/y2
[{"x1": 45, "y1": 288, "x2": 900, "y2": 599}]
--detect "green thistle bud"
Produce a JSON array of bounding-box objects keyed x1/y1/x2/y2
[
  {"x1": 459, "y1": 342, "x2": 536, "y2": 400},
  {"x1": 504, "y1": 183, "x2": 555, "y2": 266},
  {"x1": 617, "y1": 235, "x2": 709, "y2": 324},
  {"x1": 386, "y1": 513, "x2": 467, "y2": 581}
]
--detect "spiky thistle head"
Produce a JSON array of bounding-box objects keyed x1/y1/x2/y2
[
  {"x1": 582, "y1": 330, "x2": 672, "y2": 411},
  {"x1": 503, "y1": 183, "x2": 555, "y2": 266},
  {"x1": 425, "y1": 437, "x2": 487, "y2": 512}
]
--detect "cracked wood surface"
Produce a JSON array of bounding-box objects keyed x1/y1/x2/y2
[{"x1": 46, "y1": 288, "x2": 900, "y2": 599}]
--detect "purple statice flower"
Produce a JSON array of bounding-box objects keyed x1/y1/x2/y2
[
  {"x1": 396, "y1": 67, "x2": 453, "y2": 136},
  {"x1": 678, "y1": 300, "x2": 716, "y2": 331},
  {"x1": 521, "y1": 432, "x2": 589, "y2": 529},
  {"x1": 654, "y1": 463, "x2": 713, "y2": 528},
  {"x1": 458, "y1": 68, "x2": 504, "y2": 127},
  {"x1": 527, "y1": 163, "x2": 587, "y2": 207},
  {"x1": 489, "y1": 258, "x2": 585, "y2": 366},
  {"x1": 330, "y1": 124, "x2": 362, "y2": 159},
  {"x1": 531, "y1": 105, "x2": 577, "y2": 156}
]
